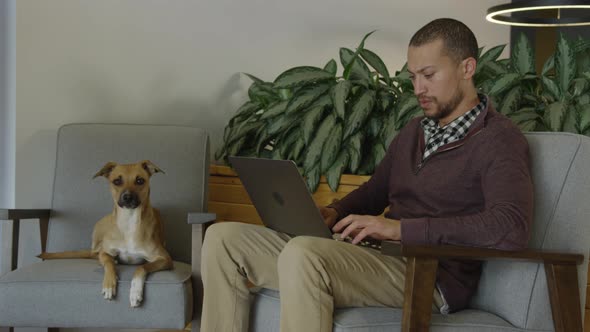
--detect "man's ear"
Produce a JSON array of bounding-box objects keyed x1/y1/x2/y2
[
  {"x1": 462, "y1": 57, "x2": 477, "y2": 80},
  {"x1": 142, "y1": 160, "x2": 165, "y2": 177},
  {"x1": 93, "y1": 162, "x2": 117, "y2": 179}
]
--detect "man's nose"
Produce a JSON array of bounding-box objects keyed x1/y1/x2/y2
[{"x1": 413, "y1": 77, "x2": 426, "y2": 96}]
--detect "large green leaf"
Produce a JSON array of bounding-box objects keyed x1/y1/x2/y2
[
  {"x1": 347, "y1": 132, "x2": 363, "y2": 173},
  {"x1": 305, "y1": 165, "x2": 321, "y2": 193},
  {"x1": 512, "y1": 32, "x2": 535, "y2": 75},
  {"x1": 499, "y1": 86, "x2": 521, "y2": 115},
  {"x1": 395, "y1": 95, "x2": 419, "y2": 122},
  {"x1": 569, "y1": 78, "x2": 588, "y2": 98},
  {"x1": 290, "y1": 137, "x2": 306, "y2": 162},
  {"x1": 476, "y1": 45, "x2": 506, "y2": 74},
  {"x1": 340, "y1": 48, "x2": 371, "y2": 82},
  {"x1": 562, "y1": 105, "x2": 578, "y2": 134},
  {"x1": 508, "y1": 107, "x2": 541, "y2": 123},
  {"x1": 542, "y1": 54, "x2": 555, "y2": 76},
  {"x1": 267, "y1": 114, "x2": 297, "y2": 136},
  {"x1": 227, "y1": 136, "x2": 247, "y2": 157},
  {"x1": 260, "y1": 100, "x2": 288, "y2": 120},
  {"x1": 326, "y1": 150, "x2": 350, "y2": 192},
  {"x1": 578, "y1": 104, "x2": 590, "y2": 133},
  {"x1": 331, "y1": 80, "x2": 352, "y2": 119},
  {"x1": 518, "y1": 120, "x2": 538, "y2": 132},
  {"x1": 489, "y1": 73, "x2": 520, "y2": 96},
  {"x1": 382, "y1": 109, "x2": 400, "y2": 148},
  {"x1": 320, "y1": 123, "x2": 343, "y2": 172},
  {"x1": 274, "y1": 66, "x2": 334, "y2": 89},
  {"x1": 542, "y1": 76, "x2": 561, "y2": 100},
  {"x1": 243, "y1": 73, "x2": 264, "y2": 84},
  {"x1": 324, "y1": 59, "x2": 337, "y2": 76},
  {"x1": 285, "y1": 83, "x2": 332, "y2": 114},
  {"x1": 304, "y1": 114, "x2": 337, "y2": 170},
  {"x1": 555, "y1": 34, "x2": 576, "y2": 97},
  {"x1": 278, "y1": 128, "x2": 301, "y2": 158},
  {"x1": 360, "y1": 48, "x2": 391, "y2": 86},
  {"x1": 343, "y1": 89, "x2": 376, "y2": 139},
  {"x1": 342, "y1": 30, "x2": 376, "y2": 80},
  {"x1": 372, "y1": 143, "x2": 386, "y2": 170},
  {"x1": 544, "y1": 101, "x2": 568, "y2": 131},
  {"x1": 248, "y1": 82, "x2": 278, "y2": 104},
  {"x1": 302, "y1": 106, "x2": 325, "y2": 145}
]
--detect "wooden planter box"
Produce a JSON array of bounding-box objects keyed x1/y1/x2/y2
[{"x1": 207, "y1": 164, "x2": 590, "y2": 329}]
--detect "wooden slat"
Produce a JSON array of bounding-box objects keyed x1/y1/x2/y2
[
  {"x1": 208, "y1": 201, "x2": 262, "y2": 225},
  {"x1": 585, "y1": 309, "x2": 589, "y2": 332},
  {"x1": 586, "y1": 287, "x2": 590, "y2": 309},
  {"x1": 210, "y1": 165, "x2": 371, "y2": 186}
]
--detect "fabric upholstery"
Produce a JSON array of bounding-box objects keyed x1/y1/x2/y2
[
  {"x1": 250, "y1": 132, "x2": 590, "y2": 331},
  {"x1": 0, "y1": 260, "x2": 192, "y2": 328}
]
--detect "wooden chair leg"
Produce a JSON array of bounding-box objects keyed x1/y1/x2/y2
[
  {"x1": 544, "y1": 262, "x2": 583, "y2": 332},
  {"x1": 402, "y1": 256, "x2": 438, "y2": 332}
]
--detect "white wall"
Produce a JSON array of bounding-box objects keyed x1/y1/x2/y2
[{"x1": 12, "y1": 0, "x2": 509, "y2": 330}]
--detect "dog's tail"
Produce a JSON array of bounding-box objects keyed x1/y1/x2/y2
[{"x1": 38, "y1": 250, "x2": 98, "y2": 260}]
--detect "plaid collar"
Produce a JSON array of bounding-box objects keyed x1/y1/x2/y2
[{"x1": 420, "y1": 95, "x2": 487, "y2": 161}]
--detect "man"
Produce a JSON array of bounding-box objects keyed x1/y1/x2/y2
[{"x1": 201, "y1": 18, "x2": 533, "y2": 331}]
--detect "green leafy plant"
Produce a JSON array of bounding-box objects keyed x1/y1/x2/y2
[{"x1": 217, "y1": 32, "x2": 590, "y2": 192}]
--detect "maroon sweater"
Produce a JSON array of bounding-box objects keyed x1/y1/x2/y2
[{"x1": 330, "y1": 100, "x2": 533, "y2": 312}]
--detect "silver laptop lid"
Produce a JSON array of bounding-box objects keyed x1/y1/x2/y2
[{"x1": 228, "y1": 156, "x2": 333, "y2": 239}]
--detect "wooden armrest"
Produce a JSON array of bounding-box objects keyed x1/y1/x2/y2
[
  {"x1": 0, "y1": 209, "x2": 51, "y2": 272},
  {"x1": 0, "y1": 209, "x2": 51, "y2": 220},
  {"x1": 381, "y1": 241, "x2": 584, "y2": 332},
  {"x1": 380, "y1": 241, "x2": 583, "y2": 265}
]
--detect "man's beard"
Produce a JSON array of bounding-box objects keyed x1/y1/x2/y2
[{"x1": 422, "y1": 88, "x2": 464, "y2": 121}]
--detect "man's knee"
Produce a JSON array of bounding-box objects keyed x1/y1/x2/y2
[
  {"x1": 202, "y1": 222, "x2": 246, "y2": 253},
  {"x1": 278, "y1": 236, "x2": 323, "y2": 274}
]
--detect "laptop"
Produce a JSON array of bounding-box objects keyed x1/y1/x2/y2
[{"x1": 229, "y1": 156, "x2": 333, "y2": 239}]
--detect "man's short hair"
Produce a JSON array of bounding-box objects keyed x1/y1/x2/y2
[{"x1": 409, "y1": 18, "x2": 479, "y2": 63}]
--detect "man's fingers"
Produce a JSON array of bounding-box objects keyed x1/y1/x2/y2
[
  {"x1": 332, "y1": 214, "x2": 355, "y2": 232},
  {"x1": 351, "y1": 228, "x2": 371, "y2": 245}
]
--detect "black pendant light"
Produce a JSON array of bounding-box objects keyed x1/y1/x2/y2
[{"x1": 486, "y1": 0, "x2": 590, "y2": 27}]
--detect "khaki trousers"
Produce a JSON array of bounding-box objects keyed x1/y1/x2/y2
[{"x1": 200, "y1": 222, "x2": 444, "y2": 332}]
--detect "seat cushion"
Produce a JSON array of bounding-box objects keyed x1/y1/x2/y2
[
  {"x1": 0, "y1": 259, "x2": 192, "y2": 329},
  {"x1": 250, "y1": 289, "x2": 547, "y2": 332}
]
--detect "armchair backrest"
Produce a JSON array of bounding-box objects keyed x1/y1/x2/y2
[
  {"x1": 469, "y1": 132, "x2": 590, "y2": 329},
  {"x1": 46, "y1": 124, "x2": 210, "y2": 264}
]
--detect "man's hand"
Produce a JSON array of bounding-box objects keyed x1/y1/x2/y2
[
  {"x1": 319, "y1": 206, "x2": 339, "y2": 228},
  {"x1": 332, "y1": 214, "x2": 401, "y2": 244}
]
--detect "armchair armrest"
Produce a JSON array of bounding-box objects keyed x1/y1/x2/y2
[
  {"x1": 0, "y1": 209, "x2": 50, "y2": 220},
  {"x1": 380, "y1": 241, "x2": 584, "y2": 264},
  {"x1": 380, "y1": 241, "x2": 584, "y2": 332},
  {"x1": 0, "y1": 209, "x2": 52, "y2": 272},
  {"x1": 189, "y1": 212, "x2": 216, "y2": 330}
]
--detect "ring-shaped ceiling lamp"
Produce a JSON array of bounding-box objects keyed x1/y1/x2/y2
[{"x1": 486, "y1": 0, "x2": 590, "y2": 27}]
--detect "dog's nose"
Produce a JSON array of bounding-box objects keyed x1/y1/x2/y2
[{"x1": 122, "y1": 193, "x2": 133, "y2": 203}]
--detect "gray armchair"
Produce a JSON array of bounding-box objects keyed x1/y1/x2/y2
[
  {"x1": 0, "y1": 123, "x2": 214, "y2": 331},
  {"x1": 191, "y1": 132, "x2": 589, "y2": 331}
]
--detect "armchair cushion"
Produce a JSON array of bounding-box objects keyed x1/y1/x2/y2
[
  {"x1": 0, "y1": 255, "x2": 192, "y2": 328},
  {"x1": 251, "y1": 289, "x2": 526, "y2": 332}
]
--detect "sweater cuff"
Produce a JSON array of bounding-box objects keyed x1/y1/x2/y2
[{"x1": 400, "y1": 218, "x2": 429, "y2": 245}]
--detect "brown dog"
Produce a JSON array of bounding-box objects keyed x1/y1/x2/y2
[{"x1": 39, "y1": 160, "x2": 173, "y2": 307}]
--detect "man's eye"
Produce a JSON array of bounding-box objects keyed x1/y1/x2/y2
[
  {"x1": 135, "y1": 178, "x2": 145, "y2": 185},
  {"x1": 425, "y1": 73, "x2": 434, "y2": 79},
  {"x1": 113, "y1": 178, "x2": 123, "y2": 186}
]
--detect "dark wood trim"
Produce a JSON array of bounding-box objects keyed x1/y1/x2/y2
[
  {"x1": 381, "y1": 241, "x2": 583, "y2": 265},
  {"x1": 11, "y1": 219, "x2": 19, "y2": 271},
  {"x1": 545, "y1": 263, "x2": 583, "y2": 332},
  {"x1": 0, "y1": 209, "x2": 50, "y2": 220},
  {"x1": 39, "y1": 217, "x2": 50, "y2": 253},
  {"x1": 402, "y1": 257, "x2": 438, "y2": 332}
]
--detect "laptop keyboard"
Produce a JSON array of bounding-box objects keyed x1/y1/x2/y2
[{"x1": 332, "y1": 233, "x2": 382, "y2": 250}]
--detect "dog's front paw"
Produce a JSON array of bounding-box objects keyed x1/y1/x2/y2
[
  {"x1": 129, "y1": 277, "x2": 144, "y2": 307},
  {"x1": 102, "y1": 276, "x2": 117, "y2": 300}
]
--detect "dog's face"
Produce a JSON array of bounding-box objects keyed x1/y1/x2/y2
[{"x1": 93, "y1": 160, "x2": 164, "y2": 209}]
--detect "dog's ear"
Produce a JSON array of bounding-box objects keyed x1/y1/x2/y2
[
  {"x1": 93, "y1": 162, "x2": 117, "y2": 179},
  {"x1": 142, "y1": 160, "x2": 165, "y2": 176}
]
